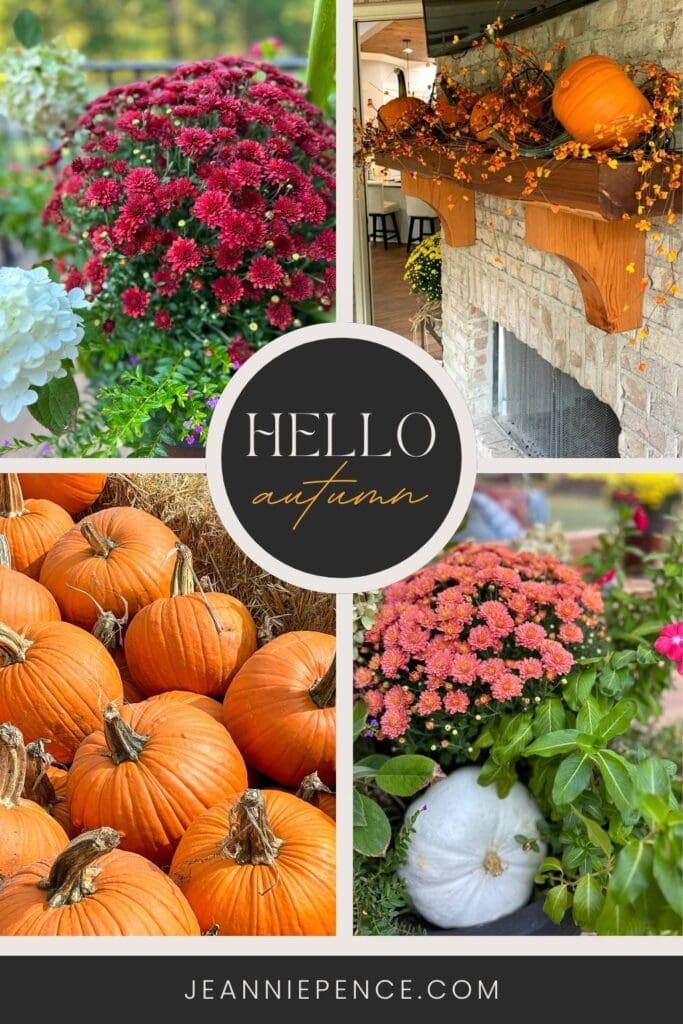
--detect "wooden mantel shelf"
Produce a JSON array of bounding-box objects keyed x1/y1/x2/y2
[{"x1": 375, "y1": 143, "x2": 681, "y2": 334}]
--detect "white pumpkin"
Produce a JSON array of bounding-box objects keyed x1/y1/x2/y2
[{"x1": 401, "y1": 766, "x2": 547, "y2": 929}]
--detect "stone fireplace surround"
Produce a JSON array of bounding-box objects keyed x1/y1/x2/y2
[{"x1": 432, "y1": 0, "x2": 683, "y2": 459}]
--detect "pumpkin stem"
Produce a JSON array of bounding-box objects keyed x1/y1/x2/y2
[
  {"x1": 23, "y1": 739, "x2": 61, "y2": 812},
  {"x1": 0, "y1": 535, "x2": 11, "y2": 569},
  {"x1": 102, "y1": 703, "x2": 149, "y2": 764},
  {"x1": 66, "y1": 584, "x2": 129, "y2": 653},
  {"x1": 171, "y1": 543, "x2": 196, "y2": 597},
  {"x1": 483, "y1": 850, "x2": 505, "y2": 877},
  {"x1": 0, "y1": 722, "x2": 27, "y2": 808},
  {"x1": 0, "y1": 474, "x2": 27, "y2": 519},
  {"x1": 37, "y1": 828, "x2": 120, "y2": 907},
  {"x1": 296, "y1": 771, "x2": 333, "y2": 804},
  {"x1": 308, "y1": 655, "x2": 336, "y2": 709},
  {"x1": 81, "y1": 520, "x2": 117, "y2": 558},
  {"x1": 220, "y1": 789, "x2": 285, "y2": 867},
  {"x1": 0, "y1": 622, "x2": 33, "y2": 666}
]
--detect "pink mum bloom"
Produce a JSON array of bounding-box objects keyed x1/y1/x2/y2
[
  {"x1": 559, "y1": 623, "x2": 584, "y2": 645},
  {"x1": 490, "y1": 672, "x2": 524, "y2": 701},
  {"x1": 477, "y1": 658, "x2": 507, "y2": 685},
  {"x1": 380, "y1": 706, "x2": 409, "y2": 740},
  {"x1": 416, "y1": 690, "x2": 442, "y2": 715},
  {"x1": 364, "y1": 690, "x2": 384, "y2": 716},
  {"x1": 479, "y1": 600, "x2": 515, "y2": 637},
  {"x1": 380, "y1": 647, "x2": 408, "y2": 679},
  {"x1": 654, "y1": 622, "x2": 683, "y2": 673},
  {"x1": 517, "y1": 657, "x2": 543, "y2": 682},
  {"x1": 514, "y1": 622, "x2": 547, "y2": 650},
  {"x1": 555, "y1": 598, "x2": 582, "y2": 622},
  {"x1": 468, "y1": 625, "x2": 498, "y2": 651},
  {"x1": 451, "y1": 651, "x2": 480, "y2": 685},
  {"x1": 541, "y1": 640, "x2": 574, "y2": 677},
  {"x1": 444, "y1": 690, "x2": 470, "y2": 714},
  {"x1": 354, "y1": 666, "x2": 374, "y2": 689}
]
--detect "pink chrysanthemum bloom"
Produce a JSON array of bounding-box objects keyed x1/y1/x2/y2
[
  {"x1": 356, "y1": 542, "x2": 604, "y2": 747},
  {"x1": 654, "y1": 622, "x2": 683, "y2": 673}
]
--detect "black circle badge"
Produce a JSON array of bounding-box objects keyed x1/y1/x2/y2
[{"x1": 206, "y1": 324, "x2": 476, "y2": 592}]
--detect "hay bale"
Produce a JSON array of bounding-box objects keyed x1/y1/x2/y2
[{"x1": 90, "y1": 474, "x2": 335, "y2": 641}]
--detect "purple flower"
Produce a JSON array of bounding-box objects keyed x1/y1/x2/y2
[
  {"x1": 185, "y1": 389, "x2": 195, "y2": 397},
  {"x1": 194, "y1": 423, "x2": 203, "y2": 435},
  {"x1": 421, "y1": 804, "x2": 428, "y2": 812},
  {"x1": 369, "y1": 719, "x2": 378, "y2": 727},
  {"x1": 183, "y1": 419, "x2": 192, "y2": 429},
  {"x1": 129, "y1": 355, "x2": 139, "y2": 366},
  {"x1": 184, "y1": 435, "x2": 196, "y2": 446},
  {"x1": 39, "y1": 443, "x2": 53, "y2": 456},
  {"x1": 206, "y1": 396, "x2": 219, "y2": 409}
]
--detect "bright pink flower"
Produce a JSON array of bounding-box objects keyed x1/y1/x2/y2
[
  {"x1": 354, "y1": 666, "x2": 374, "y2": 689},
  {"x1": 248, "y1": 255, "x2": 284, "y2": 290},
  {"x1": 555, "y1": 598, "x2": 581, "y2": 622},
  {"x1": 416, "y1": 691, "x2": 442, "y2": 715},
  {"x1": 541, "y1": 640, "x2": 574, "y2": 677},
  {"x1": 559, "y1": 623, "x2": 584, "y2": 645},
  {"x1": 451, "y1": 651, "x2": 480, "y2": 685},
  {"x1": 153, "y1": 310, "x2": 173, "y2": 330},
  {"x1": 517, "y1": 657, "x2": 543, "y2": 682},
  {"x1": 479, "y1": 600, "x2": 515, "y2": 636},
  {"x1": 380, "y1": 647, "x2": 408, "y2": 679},
  {"x1": 121, "y1": 287, "x2": 150, "y2": 318},
  {"x1": 478, "y1": 658, "x2": 506, "y2": 685},
  {"x1": 654, "y1": 623, "x2": 683, "y2": 672},
  {"x1": 380, "y1": 706, "x2": 409, "y2": 740},
  {"x1": 490, "y1": 672, "x2": 524, "y2": 701},
  {"x1": 166, "y1": 237, "x2": 202, "y2": 273},
  {"x1": 633, "y1": 506, "x2": 650, "y2": 531},
  {"x1": 444, "y1": 690, "x2": 470, "y2": 714},
  {"x1": 596, "y1": 568, "x2": 616, "y2": 586},
  {"x1": 85, "y1": 178, "x2": 122, "y2": 208},
  {"x1": 514, "y1": 622, "x2": 547, "y2": 650},
  {"x1": 468, "y1": 625, "x2": 497, "y2": 651}
]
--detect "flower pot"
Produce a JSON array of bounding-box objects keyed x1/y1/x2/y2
[
  {"x1": 415, "y1": 899, "x2": 580, "y2": 936},
  {"x1": 162, "y1": 444, "x2": 206, "y2": 459}
]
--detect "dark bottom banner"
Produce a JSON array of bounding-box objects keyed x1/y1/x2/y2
[{"x1": 2, "y1": 955, "x2": 675, "y2": 1020}]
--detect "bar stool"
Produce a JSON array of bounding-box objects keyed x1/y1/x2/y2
[
  {"x1": 405, "y1": 194, "x2": 438, "y2": 253},
  {"x1": 366, "y1": 185, "x2": 401, "y2": 249}
]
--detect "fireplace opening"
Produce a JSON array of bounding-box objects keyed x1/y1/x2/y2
[{"x1": 492, "y1": 325, "x2": 620, "y2": 457}]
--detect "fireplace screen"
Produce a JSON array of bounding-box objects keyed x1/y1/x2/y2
[{"x1": 492, "y1": 325, "x2": 620, "y2": 457}]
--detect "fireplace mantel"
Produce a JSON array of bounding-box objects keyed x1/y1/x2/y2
[{"x1": 374, "y1": 145, "x2": 681, "y2": 334}]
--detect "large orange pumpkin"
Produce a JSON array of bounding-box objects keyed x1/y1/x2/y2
[
  {"x1": 378, "y1": 66, "x2": 428, "y2": 133},
  {"x1": 22, "y1": 739, "x2": 73, "y2": 838},
  {"x1": 0, "y1": 827, "x2": 201, "y2": 935},
  {"x1": 18, "y1": 473, "x2": 108, "y2": 514},
  {"x1": 170, "y1": 789, "x2": 336, "y2": 935},
  {"x1": 0, "y1": 723, "x2": 68, "y2": 881},
  {"x1": 469, "y1": 91, "x2": 505, "y2": 140},
  {"x1": 0, "y1": 536, "x2": 61, "y2": 630},
  {"x1": 552, "y1": 55, "x2": 652, "y2": 149},
  {"x1": 124, "y1": 544, "x2": 257, "y2": 698},
  {"x1": 435, "y1": 80, "x2": 477, "y2": 128},
  {"x1": 67, "y1": 701, "x2": 248, "y2": 867},
  {"x1": 0, "y1": 620, "x2": 123, "y2": 763},
  {"x1": 140, "y1": 690, "x2": 225, "y2": 725},
  {"x1": 297, "y1": 771, "x2": 336, "y2": 822},
  {"x1": 39, "y1": 506, "x2": 179, "y2": 630},
  {"x1": 0, "y1": 474, "x2": 72, "y2": 580},
  {"x1": 223, "y1": 631, "x2": 336, "y2": 788}
]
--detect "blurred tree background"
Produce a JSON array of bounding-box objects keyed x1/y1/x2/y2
[{"x1": 0, "y1": 0, "x2": 314, "y2": 59}]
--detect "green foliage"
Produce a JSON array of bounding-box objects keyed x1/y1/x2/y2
[
  {"x1": 30, "y1": 370, "x2": 79, "y2": 434},
  {"x1": 0, "y1": 165, "x2": 74, "y2": 260},
  {"x1": 354, "y1": 811, "x2": 425, "y2": 936},
  {"x1": 306, "y1": 0, "x2": 335, "y2": 113},
  {"x1": 12, "y1": 8, "x2": 42, "y2": 46}
]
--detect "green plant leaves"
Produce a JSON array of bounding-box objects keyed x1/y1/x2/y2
[
  {"x1": 573, "y1": 875, "x2": 604, "y2": 929},
  {"x1": 581, "y1": 816, "x2": 613, "y2": 858},
  {"x1": 13, "y1": 9, "x2": 42, "y2": 47},
  {"x1": 491, "y1": 714, "x2": 534, "y2": 765},
  {"x1": 594, "y1": 893, "x2": 639, "y2": 935},
  {"x1": 533, "y1": 697, "x2": 566, "y2": 738},
  {"x1": 594, "y1": 699, "x2": 637, "y2": 743},
  {"x1": 525, "y1": 729, "x2": 579, "y2": 758},
  {"x1": 563, "y1": 666, "x2": 596, "y2": 711},
  {"x1": 353, "y1": 701, "x2": 367, "y2": 741},
  {"x1": 375, "y1": 755, "x2": 438, "y2": 797},
  {"x1": 575, "y1": 696, "x2": 603, "y2": 734},
  {"x1": 552, "y1": 752, "x2": 592, "y2": 805},
  {"x1": 635, "y1": 757, "x2": 674, "y2": 798},
  {"x1": 610, "y1": 840, "x2": 653, "y2": 904},
  {"x1": 353, "y1": 793, "x2": 392, "y2": 858},
  {"x1": 30, "y1": 373, "x2": 79, "y2": 435},
  {"x1": 592, "y1": 750, "x2": 635, "y2": 816},
  {"x1": 543, "y1": 884, "x2": 571, "y2": 925}
]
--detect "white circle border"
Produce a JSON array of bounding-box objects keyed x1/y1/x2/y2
[{"x1": 206, "y1": 322, "x2": 478, "y2": 594}]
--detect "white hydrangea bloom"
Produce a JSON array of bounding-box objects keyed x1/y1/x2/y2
[
  {"x1": 0, "y1": 267, "x2": 85, "y2": 422},
  {"x1": 0, "y1": 41, "x2": 87, "y2": 140}
]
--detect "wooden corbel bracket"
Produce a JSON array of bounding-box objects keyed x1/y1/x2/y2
[
  {"x1": 401, "y1": 173, "x2": 476, "y2": 248},
  {"x1": 525, "y1": 207, "x2": 645, "y2": 334}
]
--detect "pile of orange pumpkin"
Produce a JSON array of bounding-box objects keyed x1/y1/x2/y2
[{"x1": 0, "y1": 473, "x2": 336, "y2": 936}]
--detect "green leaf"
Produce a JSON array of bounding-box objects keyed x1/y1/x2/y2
[
  {"x1": 576, "y1": 696, "x2": 603, "y2": 735},
  {"x1": 353, "y1": 764, "x2": 377, "y2": 781},
  {"x1": 29, "y1": 373, "x2": 79, "y2": 435},
  {"x1": 593, "y1": 750, "x2": 636, "y2": 815},
  {"x1": 635, "y1": 758, "x2": 673, "y2": 798},
  {"x1": 597, "y1": 665, "x2": 629, "y2": 698},
  {"x1": 491, "y1": 715, "x2": 534, "y2": 765},
  {"x1": 13, "y1": 9, "x2": 43, "y2": 47},
  {"x1": 581, "y1": 815, "x2": 613, "y2": 857},
  {"x1": 353, "y1": 789, "x2": 367, "y2": 828},
  {"x1": 533, "y1": 697, "x2": 566, "y2": 738},
  {"x1": 353, "y1": 794, "x2": 391, "y2": 857},
  {"x1": 611, "y1": 840, "x2": 653, "y2": 904},
  {"x1": 594, "y1": 699, "x2": 637, "y2": 743},
  {"x1": 477, "y1": 759, "x2": 517, "y2": 795},
  {"x1": 573, "y1": 875, "x2": 605, "y2": 929},
  {"x1": 553, "y1": 751, "x2": 593, "y2": 805},
  {"x1": 612, "y1": 650, "x2": 636, "y2": 670},
  {"x1": 525, "y1": 729, "x2": 579, "y2": 758},
  {"x1": 535, "y1": 856, "x2": 564, "y2": 880},
  {"x1": 356, "y1": 754, "x2": 389, "y2": 772},
  {"x1": 653, "y1": 835, "x2": 683, "y2": 912},
  {"x1": 637, "y1": 793, "x2": 669, "y2": 828},
  {"x1": 543, "y1": 884, "x2": 571, "y2": 925},
  {"x1": 595, "y1": 893, "x2": 639, "y2": 935},
  {"x1": 306, "y1": 0, "x2": 336, "y2": 110},
  {"x1": 353, "y1": 702, "x2": 368, "y2": 741},
  {"x1": 563, "y1": 667, "x2": 596, "y2": 711},
  {"x1": 375, "y1": 755, "x2": 438, "y2": 797}
]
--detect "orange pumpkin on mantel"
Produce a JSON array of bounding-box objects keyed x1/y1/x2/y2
[
  {"x1": 552, "y1": 55, "x2": 652, "y2": 150},
  {"x1": 469, "y1": 91, "x2": 506, "y2": 141},
  {"x1": 0, "y1": 535, "x2": 61, "y2": 630},
  {"x1": 0, "y1": 474, "x2": 72, "y2": 579},
  {"x1": 378, "y1": 67, "x2": 429, "y2": 133},
  {"x1": 39, "y1": 506, "x2": 179, "y2": 630},
  {"x1": 435, "y1": 79, "x2": 478, "y2": 129},
  {"x1": 18, "y1": 473, "x2": 108, "y2": 514}
]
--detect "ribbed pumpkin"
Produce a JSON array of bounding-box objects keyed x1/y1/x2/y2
[
  {"x1": 171, "y1": 789, "x2": 336, "y2": 935},
  {"x1": 86, "y1": 600, "x2": 139, "y2": 698},
  {"x1": 435, "y1": 78, "x2": 477, "y2": 128},
  {"x1": 22, "y1": 739, "x2": 73, "y2": 838},
  {"x1": 124, "y1": 544, "x2": 257, "y2": 698},
  {"x1": 0, "y1": 474, "x2": 72, "y2": 580},
  {"x1": 378, "y1": 67, "x2": 428, "y2": 133},
  {"x1": 18, "y1": 473, "x2": 108, "y2": 514},
  {"x1": 141, "y1": 691, "x2": 225, "y2": 725},
  {"x1": 0, "y1": 536, "x2": 61, "y2": 630},
  {"x1": 0, "y1": 827, "x2": 201, "y2": 935},
  {"x1": 39, "y1": 506, "x2": 179, "y2": 630},
  {"x1": 223, "y1": 631, "x2": 336, "y2": 788},
  {"x1": 297, "y1": 772, "x2": 336, "y2": 822},
  {"x1": 469, "y1": 91, "x2": 505, "y2": 140},
  {"x1": 67, "y1": 701, "x2": 248, "y2": 866},
  {"x1": 0, "y1": 724, "x2": 68, "y2": 881},
  {"x1": 0, "y1": 620, "x2": 123, "y2": 763},
  {"x1": 552, "y1": 55, "x2": 652, "y2": 149}
]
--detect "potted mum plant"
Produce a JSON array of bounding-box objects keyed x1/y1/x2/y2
[
  {"x1": 353, "y1": 514, "x2": 682, "y2": 936},
  {"x1": 403, "y1": 231, "x2": 442, "y2": 350}
]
